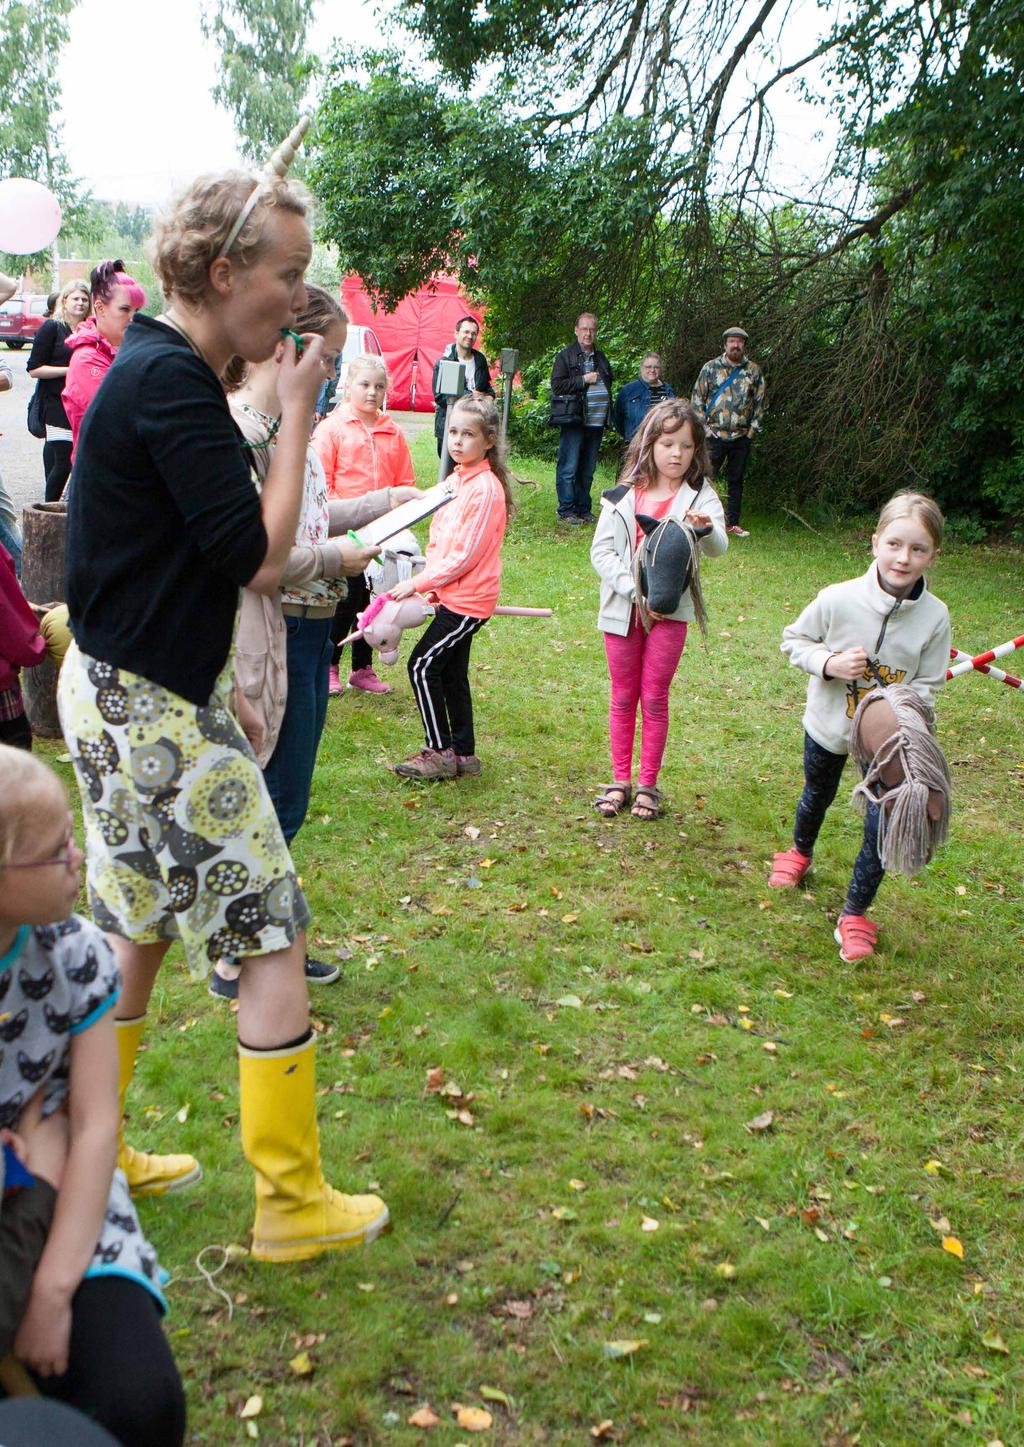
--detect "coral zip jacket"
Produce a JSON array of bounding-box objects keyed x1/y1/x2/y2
[
  {"x1": 62, "y1": 318, "x2": 119, "y2": 456},
  {"x1": 413, "y1": 459, "x2": 507, "y2": 619},
  {"x1": 311, "y1": 405, "x2": 416, "y2": 499}
]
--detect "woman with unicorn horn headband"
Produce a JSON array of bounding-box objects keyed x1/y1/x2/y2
[{"x1": 58, "y1": 122, "x2": 391, "y2": 1263}]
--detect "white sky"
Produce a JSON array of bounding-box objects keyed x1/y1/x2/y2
[{"x1": 58, "y1": 0, "x2": 841, "y2": 209}]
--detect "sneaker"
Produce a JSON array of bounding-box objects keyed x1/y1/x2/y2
[
  {"x1": 208, "y1": 966, "x2": 239, "y2": 1001},
  {"x1": 768, "y1": 847, "x2": 812, "y2": 888},
  {"x1": 557, "y1": 515, "x2": 584, "y2": 527},
  {"x1": 726, "y1": 524, "x2": 750, "y2": 537},
  {"x1": 210, "y1": 957, "x2": 340, "y2": 1000},
  {"x1": 454, "y1": 753, "x2": 482, "y2": 776},
  {"x1": 394, "y1": 747, "x2": 458, "y2": 780},
  {"x1": 578, "y1": 512, "x2": 598, "y2": 525},
  {"x1": 834, "y1": 914, "x2": 878, "y2": 963},
  {"x1": 305, "y1": 955, "x2": 341, "y2": 985},
  {"x1": 349, "y1": 666, "x2": 393, "y2": 694},
  {"x1": 328, "y1": 665, "x2": 344, "y2": 696}
]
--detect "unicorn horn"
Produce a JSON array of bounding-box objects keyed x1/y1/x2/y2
[{"x1": 264, "y1": 116, "x2": 311, "y2": 179}]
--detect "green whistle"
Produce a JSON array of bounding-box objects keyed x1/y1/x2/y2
[{"x1": 280, "y1": 328, "x2": 304, "y2": 355}]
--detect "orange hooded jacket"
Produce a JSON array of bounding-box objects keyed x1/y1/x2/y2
[{"x1": 311, "y1": 405, "x2": 416, "y2": 499}]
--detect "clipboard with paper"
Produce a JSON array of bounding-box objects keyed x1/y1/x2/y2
[{"x1": 350, "y1": 480, "x2": 456, "y2": 550}]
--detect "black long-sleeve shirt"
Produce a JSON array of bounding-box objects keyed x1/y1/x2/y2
[{"x1": 66, "y1": 314, "x2": 268, "y2": 705}]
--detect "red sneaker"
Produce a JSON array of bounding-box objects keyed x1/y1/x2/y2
[
  {"x1": 834, "y1": 914, "x2": 878, "y2": 962},
  {"x1": 328, "y1": 665, "x2": 344, "y2": 696},
  {"x1": 768, "y1": 847, "x2": 812, "y2": 888}
]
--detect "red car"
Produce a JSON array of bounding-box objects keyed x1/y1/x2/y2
[{"x1": 0, "y1": 293, "x2": 49, "y2": 349}]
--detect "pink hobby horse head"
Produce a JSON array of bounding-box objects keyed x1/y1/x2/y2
[{"x1": 356, "y1": 593, "x2": 432, "y2": 665}]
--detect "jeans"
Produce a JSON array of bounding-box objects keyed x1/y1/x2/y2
[
  {"x1": 555, "y1": 425, "x2": 603, "y2": 517},
  {"x1": 793, "y1": 730, "x2": 885, "y2": 915},
  {"x1": 0, "y1": 470, "x2": 20, "y2": 574},
  {"x1": 707, "y1": 435, "x2": 752, "y2": 527},
  {"x1": 603, "y1": 618, "x2": 688, "y2": 788},
  {"x1": 263, "y1": 615, "x2": 332, "y2": 844}
]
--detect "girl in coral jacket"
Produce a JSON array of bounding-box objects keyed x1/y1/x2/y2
[
  {"x1": 312, "y1": 354, "x2": 417, "y2": 695},
  {"x1": 388, "y1": 396, "x2": 511, "y2": 780}
]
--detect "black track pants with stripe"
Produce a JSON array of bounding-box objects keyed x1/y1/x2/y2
[{"x1": 407, "y1": 605, "x2": 486, "y2": 754}]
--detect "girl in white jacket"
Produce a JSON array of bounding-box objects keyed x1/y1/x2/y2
[
  {"x1": 770, "y1": 492, "x2": 951, "y2": 962},
  {"x1": 590, "y1": 400, "x2": 727, "y2": 819}
]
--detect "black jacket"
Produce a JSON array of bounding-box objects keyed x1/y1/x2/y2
[
  {"x1": 550, "y1": 342, "x2": 613, "y2": 426},
  {"x1": 66, "y1": 314, "x2": 267, "y2": 706},
  {"x1": 27, "y1": 319, "x2": 74, "y2": 429}
]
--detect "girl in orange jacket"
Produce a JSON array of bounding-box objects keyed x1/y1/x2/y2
[
  {"x1": 312, "y1": 355, "x2": 417, "y2": 694},
  {"x1": 389, "y1": 396, "x2": 511, "y2": 780}
]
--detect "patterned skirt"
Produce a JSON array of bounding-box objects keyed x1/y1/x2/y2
[{"x1": 57, "y1": 643, "x2": 309, "y2": 978}]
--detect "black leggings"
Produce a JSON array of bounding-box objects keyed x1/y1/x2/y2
[
  {"x1": 30, "y1": 1277, "x2": 185, "y2": 1447},
  {"x1": 793, "y1": 731, "x2": 885, "y2": 916},
  {"x1": 407, "y1": 605, "x2": 486, "y2": 755},
  {"x1": 42, "y1": 440, "x2": 72, "y2": 502},
  {"x1": 331, "y1": 573, "x2": 372, "y2": 672}
]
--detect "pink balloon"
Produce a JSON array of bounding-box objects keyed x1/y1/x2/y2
[{"x1": 0, "y1": 178, "x2": 63, "y2": 254}]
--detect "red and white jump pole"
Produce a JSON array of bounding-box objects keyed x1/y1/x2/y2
[{"x1": 947, "y1": 638, "x2": 1024, "y2": 690}]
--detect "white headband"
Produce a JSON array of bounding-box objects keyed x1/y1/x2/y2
[{"x1": 217, "y1": 115, "x2": 310, "y2": 260}]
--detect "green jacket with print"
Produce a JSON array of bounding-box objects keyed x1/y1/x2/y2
[{"x1": 691, "y1": 353, "x2": 766, "y2": 440}]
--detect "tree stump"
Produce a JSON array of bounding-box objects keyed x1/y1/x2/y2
[{"x1": 20, "y1": 502, "x2": 67, "y2": 740}]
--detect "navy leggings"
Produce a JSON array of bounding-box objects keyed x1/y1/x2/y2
[{"x1": 793, "y1": 731, "x2": 884, "y2": 915}]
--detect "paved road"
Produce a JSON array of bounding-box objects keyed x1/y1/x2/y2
[{"x1": 1, "y1": 349, "x2": 434, "y2": 527}]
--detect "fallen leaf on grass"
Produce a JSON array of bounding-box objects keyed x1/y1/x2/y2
[
  {"x1": 924, "y1": 1158, "x2": 953, "y2": 1176},
  {"x1": 641, "y1": 1215, "x2": 659, "y2": 1232},
  {"x1": 561, "y1": 913, "x2": 579, "y2": 924},
  {"x1": 591, "y1": 1421, "x2": 616, "y2": 1440},
  {"x1": 426, "y1": 1067, "x2": 446, "y2": 1092},
  {"x1": 479, "y1": 1385, "x2": 513, "y2": 1409},
  {"x1": 557, "y1": 994, "x2": 583, "y2": 1008},
  {"x1": 928, "y1": 1215, "x2": 951, "y2": 1233},
  {"x1": 568, "y1": 1178, "x2": 587, "y2": 1191},
  {"x1": 942, "y1": 1236, "x2": 965, "y2": 1260},
  {"x1": 455, "y1": 1404, "x2": 493, "y2": 1430},
  {"x1": 746, "y1": 1110, "x2": 775, "y2": 1132},
  {"x1": 464, "y1": 826, "x2": 481, "y2": 841},
  {"x1": 763, "y1": 1041, "x2": 778, "y2": 1054},
  {"x1": 982, "y1": 1329, "x2": 1010, "y2": 1355},
  {"x1": 603, "y1": 1339, "x2": 647, "y2": 1359},
  {"x1": 500, "y1": 1299, "x2": 533, "y2": 1319},
  {"x1": 289, "y1": 1351, "x2": 315, "y2": 1377},
  {"x1": 447, "y1": 1108, "x2": 476, "y2": 1127},
  {"x1": 551, "y1": 1206, "x2": 578, "y2": 1222},
  {"x1": 715, "y1": 1262, "x2": 736, "y2": 1278},
  {"x1": 409, "y1": 1405, "x2": 441, "y2": 1428},
  {"x1": 239, "y1": 1395, "x2": 263, "y2": 1419}
]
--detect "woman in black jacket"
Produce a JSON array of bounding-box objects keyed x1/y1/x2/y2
[{"x1": 26, "y1": 280, "x2": 91, "y2": 500}]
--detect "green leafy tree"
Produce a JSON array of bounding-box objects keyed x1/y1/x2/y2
[
  {"x1": 0, "y1": 0, "x2": 84, "y2": 269},
  {"x1": 202, "y1": 0, "x2": 315, "y2": 164}
]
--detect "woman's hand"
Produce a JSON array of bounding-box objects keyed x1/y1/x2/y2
[
  {"x1": 276, "y1": 333, "x2": 325, "y2": 415},
  {"x1": 825, "y1": 646, "x2": 869, "y2": 681},
  {"x1": 16, "y1": 1281, "x2": 73, "y2": 1378},
  {"x1": 336, "y1": 539, "x2": 381, "y2": 577},
  {"x1": 389, "y1": 577, "x2": 418, "y2": 601},
  {"x1": 235, "y1": 688, "x2": 264, "y2": 758},
  {"x1": 389, "y1": 486, "x2": 422, "y2": 505}
]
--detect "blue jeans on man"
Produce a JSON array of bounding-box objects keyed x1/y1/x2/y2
[{"x1": 555, "y1": 425, "x2": 603, "y2": 519}]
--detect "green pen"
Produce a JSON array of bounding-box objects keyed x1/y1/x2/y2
[
  {"x1": 280, "y1": 327, "x2": 305, "y2": 355},
  {"x1": 348, "y1": 529, "x2": 382, "y2": 566}
]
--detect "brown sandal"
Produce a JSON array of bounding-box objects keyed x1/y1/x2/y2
[
  {"x1": 631, "y1": 786, "x2": 663, "y2": 820},
  {"x1": 594, "y1": 782, "x2": 632, "y2": 817}
]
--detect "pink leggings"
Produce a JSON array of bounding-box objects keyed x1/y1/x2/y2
[{"x1": 603, "y1": 617, "x2": 687, "y2": 789}]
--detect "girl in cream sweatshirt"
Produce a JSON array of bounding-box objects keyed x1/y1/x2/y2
[{"x1": 769, "y1": 492, "x2": 951, "y2": 963}]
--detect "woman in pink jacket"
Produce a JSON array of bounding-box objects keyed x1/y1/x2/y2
[
  {"x1": 389, "y1": 395, "x2": 511, "y2": 780},
  {"x1": 62, "y1": 259, "x2": 146, "y2": 459},
  {"x1": 311, "y1": 355, "x2": 416, "y2": 695}
]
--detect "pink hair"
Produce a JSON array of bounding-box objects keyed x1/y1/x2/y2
[{"x1": 91, "y1": 258, "x2": 146, "y2": 311}]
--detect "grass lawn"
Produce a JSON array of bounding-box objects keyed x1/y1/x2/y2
[{"x1": 40, "y1": 437, "x2": 1023, "y2": 1445}]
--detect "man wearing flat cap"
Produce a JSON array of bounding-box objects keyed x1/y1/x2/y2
[{"x1": 691, "y1": 327, "x2": 765, "y2": 537}]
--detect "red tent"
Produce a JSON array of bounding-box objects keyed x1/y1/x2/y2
[{"x1": 340, "y1": 275, "x2": 485, "y2": 412}]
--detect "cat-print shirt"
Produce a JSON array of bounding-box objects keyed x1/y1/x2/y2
[{"x1": 0, "y1": 916, "x2": 166, "y2": 1308}]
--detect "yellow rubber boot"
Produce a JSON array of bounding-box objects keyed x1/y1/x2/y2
[
  {"x1": 116, "y1": 1015, "x2": 203, "y2": 1197},
  {"x1": 238, "y1": 1036, "x2": 389, "y2": 1263}
]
